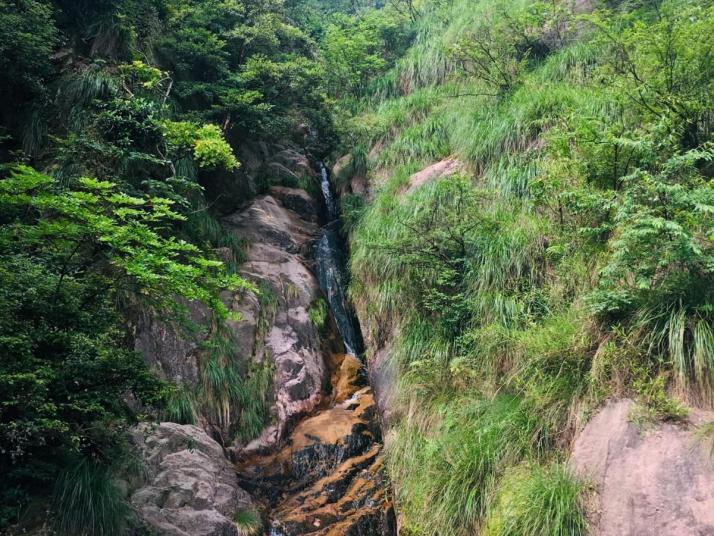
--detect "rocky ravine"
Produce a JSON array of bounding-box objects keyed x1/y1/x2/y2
[{"x1": 132, "y1": 169, "x2": 394, "y2": 535}]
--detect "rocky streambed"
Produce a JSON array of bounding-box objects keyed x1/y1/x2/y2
[
  {"x1": 237, "y1": 352, "x2": 394, "y2": 535},
  {"x1": 131, "y1": 156, "x2": 394, "y2": 535}
]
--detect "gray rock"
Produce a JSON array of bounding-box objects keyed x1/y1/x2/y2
[
  {"x1": 130, "y1": 423, "x2": 254, "y2": 536},
  {"x1": 269, "y1": 186, "x2": 318, "y2": 223},
  {"x1": 571, "y1": 399, "x2": 714, "y2": 536},
  {"x1": 225, "y1": 195, "x2": 328, "y2": 443},
  {"x1": 133, "y1": 300, "x2": 210, "y2": 388}
]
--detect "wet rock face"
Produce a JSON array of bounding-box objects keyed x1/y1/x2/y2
[
  {"x1": 571, "y1": 399, "x2": 714, "y2": 536},
  {"x1": 237, "y1": 354, "x2": 396, "y2": 536},
  {"x1": 133, "y1": 180, "x2": 394, "y2": 535},
  {"x1": 130, "y1": 423, "x2": 255, "y2": 536},
  {"x1": 224, "y1": 192, "x2": 331, "y2": 442}
]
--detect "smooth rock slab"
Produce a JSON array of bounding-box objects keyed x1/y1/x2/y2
[
  {"x1": 131, "y1": 423, "x2": 254, "y2": 536},
  {"x1": 571, "y1": 399, "x2": 714, "y2": 536}
]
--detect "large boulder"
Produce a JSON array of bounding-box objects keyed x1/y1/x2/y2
[
  {"x1": 224, "y1": 193, "x2": 330, "y2": 444},
  {"x1": 130, "y1": 423, "x2": 255, "y2": 536},
  {"x1": 133, "y1": 300, "x2": 210, "y2": 388},
  {"x1": 571, "y1": 399, "x2": 714, "y2": 536}
]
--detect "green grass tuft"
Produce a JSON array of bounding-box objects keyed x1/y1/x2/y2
[
  {"x1": 52, "y1": 459, "x2": 131, "y2": 536},
  {"x1": 483, "y1": 462, "x2": 588, "y2": 536},
  {"x1": 233, "y1": 508, "x2": 261, "y2": 535}
]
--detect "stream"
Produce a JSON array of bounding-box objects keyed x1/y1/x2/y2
[
  {"x1": 314, "y1": 164, "x2": 364, "y2": 357},
  {"x1": 236, "y1": 164, "x2": 394, "y2": 535}
]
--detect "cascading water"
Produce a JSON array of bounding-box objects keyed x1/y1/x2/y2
[
  {"x1": 314, "y1": 163, "x2": 364, "y2": 356},
  {"x1": 320, "y1": 164, "x2": 337, "y2": 221},
  {"x1": 237, "y1": 162, "x2": 395, "y2": 536}
]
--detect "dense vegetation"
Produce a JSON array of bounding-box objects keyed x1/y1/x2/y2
[
  {"x1": 0, "y1": 0, "x2": 348, "y2": 531},
  {"x1": 334, "y1": 0, "x2": 714, "y2": 534},
  {"x1": 3, "y1": 0, "x2": 714, "y2": 534}
]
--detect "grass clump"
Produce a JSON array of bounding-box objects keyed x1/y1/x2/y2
[
  {"x1": 483, "y1": 462, "x2": 587, "y2": 536},
  {"x1": 52, "y1": 459, "x2": 131, "y2": 536},
  {"x1": 164, "y1": 383, "x2": 198, "y2": 425},
  {"x1": 308, "y1": 298, "x2": 329, "y2": 332},
  {"x1": 197, "y1": 328, "x2": 273, "y2": 443},
  {"x1": 236, "y1": 361, "x2": 274, "y2": 443},
  {"x1": 233, "y1": 508, "x2": 261, "y2": 535}
]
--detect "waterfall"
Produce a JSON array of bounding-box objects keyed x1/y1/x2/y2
[
  {"x1": 320, "y1": 163, "x2": 337, "y2": 221},
  {"x1": 314, "y1": 163, "x2": 363, "y2": 356}
]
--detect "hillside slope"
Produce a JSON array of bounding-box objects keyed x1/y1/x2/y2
[{"x1": 334, "y1": 0, "x2": 714, "y2": 534}]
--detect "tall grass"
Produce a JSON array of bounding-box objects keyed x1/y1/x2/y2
[
  {"x1": 343, "y1": 0, "x2": 714, "y2": 533},
  {"x1": 388, "y1": 394, "x2": 543, "y2": 536},
  {"x1": 184, "y1": 207, "x2": 247, "y2": 274},
  {"x1": 483, "y1": 462, "x2": 587, "y2": 536},
  {"x1": 164, "y1": 383, "x2": 198, "y2": 424},
  {"x1": 197, "y1": 326, "x2": 273, "y2": 442},
  {"x1": 52, "y1": 460, "x2": 130, "y2": 536}
]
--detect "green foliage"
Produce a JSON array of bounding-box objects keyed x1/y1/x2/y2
[
  {"x1": 308, "y1": 298, "x2": 329, "y2": 331},
  {"x1": 483, "y1": 463, "x2": 587, "y2": 536},
  {"x1": 164, "y1": 384, "x2": 198, "y2": 425},
  {"x1": 322, "y1": 10, "x2": 411, "y2": 97},
  {"x1": 233, "y1": 508, "x2": 261, "y2": 535},
  {"x1": 388, "y1": 394, "x2": 542, "y2": 535},
  {"x1": 589, "y1": 1, "x2": 714, "y2": 149},
  {"x1": 52, "y1": 459, "x2": 131, "y2": 536},
  {"x1": 345, "y1": 0, "x2": 714, "y2": 533},
  {"x1": 162, "y1": 121, "x2": 240, "y2": 169},
  {"x1": 588, "y1": 147, "x2": 714, "y2": 400},
  {"x1": 447, "y1": 2, "x2": 554, "y2": 95},
  {"x1": 197, "y1": 328, "x2": 273, "y2": 443},
  {"x1": 236, "y1": 361, "x2": 274, "y2": 443},
  {"x1": 0, "y1": 0, "x2": 58, "y2": 100},
  {"x1": 0, "y1": 166, "x2": 249, "y2": 526}
]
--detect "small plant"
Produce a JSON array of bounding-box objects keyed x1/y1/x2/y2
[
  {"x1": 694, "y1": 421, "x2": 714, "y2": 458},
  {"x1": 629, "y1": 373, "x2": 688, "y2": 429},
  {"x1": 233, "y1": 509, "x2": 261, "y2": 535},
  {"x1": 255, "y1": 280, "x2": 279, "y2": 351},
  {"x1": 308, "y1": 298, "x2": 329, "y2": 332}
]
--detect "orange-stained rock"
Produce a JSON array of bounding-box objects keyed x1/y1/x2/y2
[
  {"x1": 236, "y1": 354, "x2": 394, "y2": 535},
  {"x1": 331, "y1": 353, "x2": 365, "y2": 403}
]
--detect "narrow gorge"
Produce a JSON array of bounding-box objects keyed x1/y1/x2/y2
[
  {"x1": 131, "y1": 152, "x2": 394, "y2": 536},
  {"x1": 4, "y1": 1, "x2": 714, "y2": 535}
]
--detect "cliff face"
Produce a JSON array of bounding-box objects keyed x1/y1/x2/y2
[{"x1": 133, "y1": 159, "x2": 394, "y2": 535}]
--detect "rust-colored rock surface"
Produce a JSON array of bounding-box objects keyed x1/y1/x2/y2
[{"x1": 236, "y1": 354, "x2": 395, "y2": 535}]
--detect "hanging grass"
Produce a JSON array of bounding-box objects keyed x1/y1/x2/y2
[
  {"x1": 164, "y1": 383, "x2": 198, "y2": 425},
  {"x1": 52, "y1": 459, "x2": 131, "y2": 536}
]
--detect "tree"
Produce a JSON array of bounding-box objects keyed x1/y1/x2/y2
[{"x1": 0, "y1": 166, "x2": 249, "y2": 527}]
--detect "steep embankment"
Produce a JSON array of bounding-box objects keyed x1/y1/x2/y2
[
  {"x1": 334, "y1": 0, "x2": 714, "y2": 534},
  {"x1": 133, "y1": 156, "x2": 394, "y2": 535}
]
